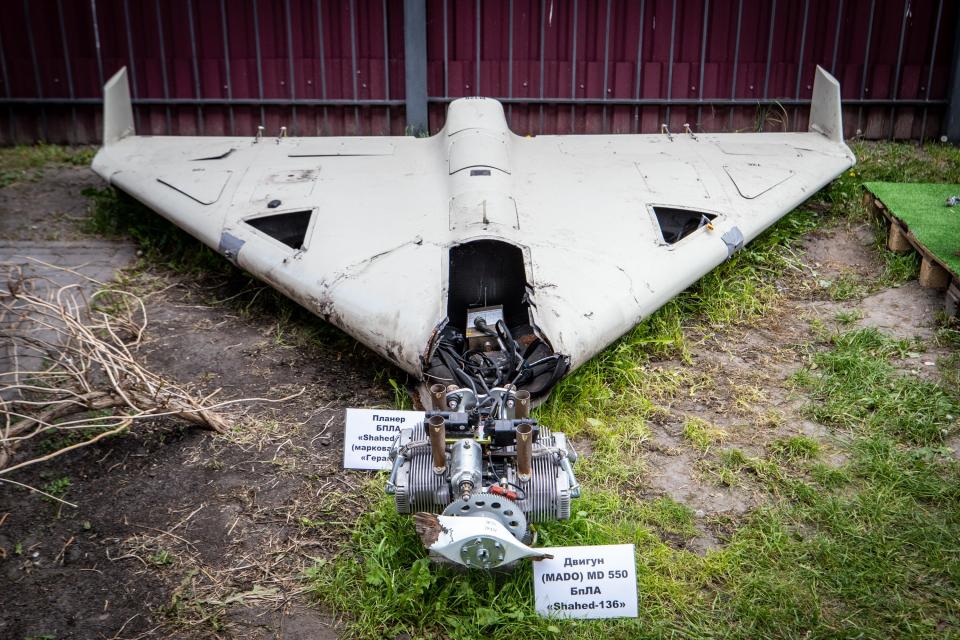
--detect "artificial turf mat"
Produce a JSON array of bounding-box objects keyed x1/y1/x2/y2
[{"x1": 865, "y1": 181, "x2": 960, "y2": 276}]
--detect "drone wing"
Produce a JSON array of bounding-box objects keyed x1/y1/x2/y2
[{"x1": 92, "y1": 67, "x2": 853, "y2": 391}]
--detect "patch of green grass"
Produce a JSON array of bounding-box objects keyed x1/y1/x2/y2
[
  {"x1": 865, "y1": 181, "x2": 960, "y2": 276},
  {"x1": 537, "y1": 207, "x2": 820, "y2": 450},
  {"x1": 37, "y1": 425, "x2": 116, "y2": 454},
  {"x1": 877, "y1": 248, "x2": 921, "y2": 286},
  {"x1": 833, "y1": 308, "x2": 863, "y2": 325},
  {"x1": 41, "y1": 477, "x2": 71, "y2": 502},
  {"x1": 939, "y1": 352, "x2": 960, "y2": 396},
  {"x1": 711, "y1": 448, "x2": 784, "y2": 486},
  {"x1": 809, "y1": 463, "x2": 850, "y2": 489},
  {"x1": 315, "y1": 430, "x2": 960, "y2": 639},
  {"x1": 823, "y1": 142, "x2": 960, "y2": 219},
  {"x1": 795, "y1": 328, "x2": 958, "y2": 444},
  {"x1": 0, "y1": 144, "x2": 94, "y2": 188},
  {"x1": 770, "y1": 435, "x2": 821, "y2": 461},
  {"x1": 148, "y1": 549, "x2": 175, "y2": 567},
  {"x1": 681, "y1": 417, "x2": 725, "y2": 452},
  {"x1": 818, "y1": 142, "x2": 957, "y2": 290},
  {"x1": 825, "y1": 273, "x2": 869, "y2": 301}
]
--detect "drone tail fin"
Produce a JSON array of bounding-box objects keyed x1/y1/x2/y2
[
  {"x1": 809, "y1": 66, "x2": 844, "y2": 143},
  {"x1": 103, "y1": 67, "x2": 135, "y2": 146}
]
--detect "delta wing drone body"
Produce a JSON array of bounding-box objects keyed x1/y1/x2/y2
[{"x1": 93, "y1": 67, "x2": 853, "y2": 568}]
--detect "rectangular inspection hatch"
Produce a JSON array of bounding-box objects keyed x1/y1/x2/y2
[
  {"x1": 244, "y1": 210, "x2": 313, "y2": 250},
  {"x1": 651, "y1": 207, "x2": 716, "y2": 245}
]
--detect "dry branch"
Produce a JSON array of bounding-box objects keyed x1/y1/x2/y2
[{"x1": 0, "y1": 266, "x2": 277, "y2": 476}]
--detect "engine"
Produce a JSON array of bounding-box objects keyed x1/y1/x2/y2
[{"x1": 386, "y1": 382, "x2": 579, "y2": 569}]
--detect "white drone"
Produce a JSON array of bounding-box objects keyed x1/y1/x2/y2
[{"x1": 93, "y1": 66, "x2": 854, "y2": 568}]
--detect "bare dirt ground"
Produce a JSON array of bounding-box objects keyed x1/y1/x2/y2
[
  {"x1": 0, "y1": 165, "x2": 949, "y2": 638},
  {"x1": 1, "y1": 167, "x2": 398, "y2": 639}
]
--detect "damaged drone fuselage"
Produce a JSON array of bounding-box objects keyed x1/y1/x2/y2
[{"x1": 93, "y1": 66, "x2": 854, "y2": 402}]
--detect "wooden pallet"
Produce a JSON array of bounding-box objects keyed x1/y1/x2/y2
[{"x1": 862, "y1": 189, "x2": 960, "y2": 317}]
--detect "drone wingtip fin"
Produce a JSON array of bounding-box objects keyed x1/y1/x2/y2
[
  {"x1": 810, "y1": 66, "x2": 844, "y2": 144},
  {"x1": 103, "y1": 67, "x2": 135, "y2": 146}
]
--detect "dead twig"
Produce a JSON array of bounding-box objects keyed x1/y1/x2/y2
[{"x1": 0, "y1": 268, "x2": 300, "y2": 475}]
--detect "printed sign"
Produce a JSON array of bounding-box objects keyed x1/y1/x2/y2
[
  {"x1": 532, "y1": 544, "x2": 638, "y2": 619},
  {"x1": 342, "y1": 408, "x2": 424, "y2": 470}
]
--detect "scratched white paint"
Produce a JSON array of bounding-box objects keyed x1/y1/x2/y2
[{"x1": 93, "y1": 67, "x2": 854, "y2": 386}]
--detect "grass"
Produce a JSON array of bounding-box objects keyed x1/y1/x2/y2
[
  {"x1": 40, "y1": 477, "x2": 71, "y2": 502},
  {"x1": 312, "y1": 322, "x2": 960, "y2": 638},
  {"x1": 794, "y1": 328, "x2": 958, "y2": 445},
  {"x1": 301, "y1": 141, "x2": 960, "y2": 638},
  {"x1": 770, "y1": 435, "x2": 821, "y2": 461},
  {"x1": 682, "y1": 417, "x2": 726, "y2": 452},
  {"x1": 817, "y1": 142, "x2": 960, "y2": 290},
  {"x1": 17, "y1": 139, "x2": 951, "y2": 636},
  {"x1": 0, "y1": 144, "x2": 94, "y2": 188},
  {"x1": 864, "y1": 181, "x2": 960, "y2": 276}
]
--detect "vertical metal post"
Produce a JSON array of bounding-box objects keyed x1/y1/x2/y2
[
  {"x1": 633, "y1": 0, "x2": 645, "y2": 133},
  {"x1": 696, "y1": 0, "x2": 709, "y2": 129},
  {"x1": 727, "y1": 0, "x2": 742, "y2": 130},
  {"x1": 793, "y1": 0, "x2": 809, "y2": 133},
  {"x1": 664, "y1": 0, "x2": 676, "y2": 127},
  {"x1": 0, "y1": 19, "x2": 13, "y2": 142},
  {"x1": 219, "y1": 0, "x2": 234, "y2": 134},
  {"x1": 601, "y1": 0, "x2": 611, "y2": 132},
  {"x1": 285, "y1": 0, "x2": 298, "y2": 134},
  {"x1": 570, "y1": 0, "x2": 578, "y2": 133},
  {"x1": 888, "y1": 0, "x2": 909, "y2": 140},
  {"x1": 155, "y1": 0, "x2": 172, "y2": 134},
  {"x1": 252, "y1": 0, "x2": 265, "y2": 126},
  {"x1": 538, "y1": 0, "x2": 545, "y2": 132},
  {"x1": 56, "y1": 0, "x2": 78, "y2": 142},
  {"x1": 920, "y1": 0, "x2": 943, "y2": 143},
  {"x1": 123, "y1": 0, "x2": 142, "y2": 133},
  {"x1": 762, "y1": 0, "x2": 776, "y2": 101},
  {"x1": 830, "y1": 0, "x2": 844, "y2": 75},
  {"x1": 349, "y1": 0, "x2": 359, "y2": 131},
  {"x1": 403, "y1": 0, "x2": 428, "y2": 135},
  {"x1": 856, "y1": 0, "x2": 876, "y2": 135},
  {"x1": 474, "y1": 0, "x2": 481, "y2": 96},
  {"x1": 90, "y1": 0, "x2": 104, "y2": 87},
  {"x1": 507, "y1": 0, "x2": 513, "y2": 122},
  {"x1": 24, "y1": 0, "x2": 47, "y2": 141},
  {"x1": 187, "y1": 0, "x2": 203, "y2": 135},
  {"x1": 946, "y1": 2, "x2": 960, "y2": 143},
  {"x1": 317, "y1": 0, "x2": 328, "y2": 134},
  {"x1": 383, "y1": 0, "x2": 391, "y2": 133},
  {"x1": 442, "y1": 0, "x2": 448, "y2": 100},
  {"x1": 793, "y1": 1, "x2": 808, "y2": 99}
]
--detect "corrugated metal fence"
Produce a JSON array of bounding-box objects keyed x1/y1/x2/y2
[{"x1": 0, "y1": 0, "x2": 957, "y2": 144}]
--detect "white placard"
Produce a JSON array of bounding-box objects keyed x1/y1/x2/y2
[
  {"x1": 342, "y1": 408, "x2": 424, "y2": 470},
  {"x1": 532, "y1": 544, "x2": 638, "y2": 619}
]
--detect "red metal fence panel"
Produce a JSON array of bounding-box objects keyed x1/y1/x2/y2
[{"x1": 0, "y1": 0, "x2": 955, "y2": 144}]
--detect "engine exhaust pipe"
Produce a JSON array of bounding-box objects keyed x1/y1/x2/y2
[
  {"x1": 516, "y1": 422, "x2": 533, "y2": 482},
  {"x1": 515, "y1": 390, "x2": 530, "y2": 419},
  {"x1": 429, "y1": 383, "x2": 447, "y2": 410},
  {"x1": 428, "y1": 415, "x2": 447, "y2": 475}
]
